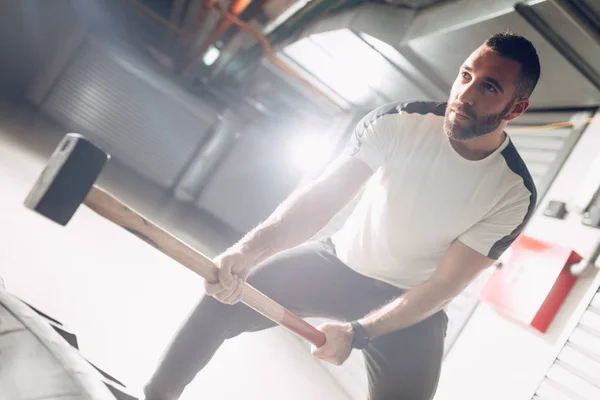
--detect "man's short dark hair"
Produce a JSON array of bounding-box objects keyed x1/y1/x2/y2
[{"x1": 485, "y1": 31, "x2": 541, "y2": 99}]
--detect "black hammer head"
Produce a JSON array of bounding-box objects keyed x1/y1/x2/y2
[{"x1": 24, "y1": 133, "x2": 110, "y2": 225}]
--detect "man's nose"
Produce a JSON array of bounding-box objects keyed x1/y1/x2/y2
[{"x1": 456, "y1": 83, "x2": 476, "y2": 105}]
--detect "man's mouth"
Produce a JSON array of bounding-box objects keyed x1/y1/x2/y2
[{"x1": 452, "y1": 109, "x2": 470, "y2": 120}]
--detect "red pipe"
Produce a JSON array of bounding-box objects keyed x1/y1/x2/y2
[{"x1": 182, "y1": 0, "x2": 252, "y2": 76}]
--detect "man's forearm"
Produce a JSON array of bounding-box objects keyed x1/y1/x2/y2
[
  {"x1": 231, "y1": 184, "x2": 336, "y2": 265},
  {"x1": 221, "y1": 156, "x2": 373, "y2": 267},
  {"x1": 358, "y1": 279, "x2": 458, "y2": 339}
]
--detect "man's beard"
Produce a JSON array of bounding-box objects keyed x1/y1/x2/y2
[{"x1": 444, "y1": 100, "x2": 514, "y2": 141}]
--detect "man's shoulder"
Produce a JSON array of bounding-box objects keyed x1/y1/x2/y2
[
  {"x1": 500, "y1": 139, "x2": 537, "y2": 199},
  {"x1": 491, "y1": 139, "x2": 538, "y2": 220},
  {"x1": 358, "y1": 100, "x2": 447, "y2": 131},
  {"x1": 399, "y1": 100, "x2": 447, "y2": 117},
  {"x1": 362, "y1": 100, "x2": 447, "y2": 121}
]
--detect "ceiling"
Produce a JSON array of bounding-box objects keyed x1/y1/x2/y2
[
  {"x1": 273, "y1": 0, "x2": 600, "y2": 113},
  {"x1": 31, "y1": 0, "x2": 599, "y2": 121},
  {"x1": 82, "y1": 0, "x2": 594, "y2": 125},
  {"x1": 402, "y1": 0, "x2": 600, "y2": 109}
]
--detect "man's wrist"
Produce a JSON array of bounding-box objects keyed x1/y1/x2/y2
[
  {"x1": 357, "y1": 319, "x2": 379, "y2": 340},
  {"x1": 350, "y1": 320, "x2": 371, "y2": 349},
  {"x1": 234, "y1": 240, "x2": 271, "y2": 265}
]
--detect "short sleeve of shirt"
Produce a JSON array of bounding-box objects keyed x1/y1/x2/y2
[
  {"x1": 343, "y1": 103, "x2": 404, "y2": 171},
  {"x1": 459, "y1": 191, "x2": 535, "y2": 260}
]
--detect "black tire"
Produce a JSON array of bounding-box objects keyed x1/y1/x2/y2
[{"x1": 0, "y1": 288, "x2": 117, "y2": 400}]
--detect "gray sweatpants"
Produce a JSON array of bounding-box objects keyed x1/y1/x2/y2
[{"x1": 144, "y1": 238, "x2": 448, "y2": 400}]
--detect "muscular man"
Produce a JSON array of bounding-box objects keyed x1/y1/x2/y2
[{"x1": 144, "y1": 32, "x2": 540, "y2": 400}]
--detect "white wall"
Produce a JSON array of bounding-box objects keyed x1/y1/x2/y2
[
  {"x1": 434, "y1": 112, "x2": 600, "y2": 400},
  {"x1": 0, "y1": 104, "x2": 349, "y2": 400}
]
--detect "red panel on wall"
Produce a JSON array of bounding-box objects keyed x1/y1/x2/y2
[{"x1": 479, "y1": 235, "x2": 582, "y2": 333}]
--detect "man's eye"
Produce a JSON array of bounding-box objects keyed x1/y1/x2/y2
[
  {"x1": 484, "y1": 83, "x2": 497, "y2": 93},
  {"x1": 461, "y1": 71, "x2": 470, "y2": 79}
]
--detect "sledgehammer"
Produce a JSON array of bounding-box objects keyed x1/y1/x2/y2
[{"x1": 24, "y1": 133, "x2": 326, "y2": 347}]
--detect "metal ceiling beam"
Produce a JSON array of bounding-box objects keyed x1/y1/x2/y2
[
  {"x1": 298, "y1": 2, "x2": 416, "y2": 49},
  {"x1": 353, "y1": 32, "x2": 447, "y2": 101},
  {"x1": 401, "y1": 0, "x2": 523, "y2": 44},
  {"x1": 221, "y1": 0, "x2": 344, "y2": 81},
  {"x1": 395, "y1": 43, "x2": 451, "y2": 97},
  {"x1": 382, "y1": 0, "x2": 457, "y2": 9},
  {"x1": 553, "y1": 0, "x2": 600, "y2": 45},
  {"x1": 268, "y1": 3, "x2": 449, "y2": 102},
  {"x1": 170, "y1": 0, "x2": 191, "y2": 25},
  {"x1": 514, "y1": 1, "x2": 600, "y2": 92}
]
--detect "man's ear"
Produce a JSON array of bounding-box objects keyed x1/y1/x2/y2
[{"x1": 505, "y1": 98, "x2": 530, "y2": 121}]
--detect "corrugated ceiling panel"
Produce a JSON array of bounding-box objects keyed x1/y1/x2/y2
[
  {"x1": 557, "y1": 345, "x2": 600, "y2": 387},
  {"x1": 580, "y1": 307, "x2": 600, "y2": 332},
  {"x1": 402, "y1": 0, "x2": 518, "y2": 43},
  {"x1": 535, "y1": 379, "x2": 578, "y2": 400},
  {"x1": 533, "y1": 288, "x2": 600, "y2": 400},
  {"x1": 545, "y1": 362, "x2": 600, "y2": 399},
  {"x1": 507, "y1": 109, "x2": 591, "y2": 200},
  {"x1": 570, "y1": 325, "x2": 600, "y2": 356},
  {"x1": 533, "y1": 378, "x2": 579, "y2": 400},
  {"x1": 360, "y1": 32, "x2": 446, "y2": 101},
  {"x1": 41, "y1": 36, "x2": 218, "y2": 188}
]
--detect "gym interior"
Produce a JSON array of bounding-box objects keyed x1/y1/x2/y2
[{"x1": 1, "y1": 0, "x2": 599, "y2": 399}]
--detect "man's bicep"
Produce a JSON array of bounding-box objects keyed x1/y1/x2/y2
[
  {"x1": 432, "y1": 196, "x2": 534, "y2": 294},
  {"x1": 430, "y1": 239, "x2": 496, "y2": 295},
  {"x1": 315, "y1": 155, "x2": 374, "y2": 204}
]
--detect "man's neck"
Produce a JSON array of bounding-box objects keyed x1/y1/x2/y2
[{"x1": 450, "y1": 130, "x2": 507, "y2": 161}]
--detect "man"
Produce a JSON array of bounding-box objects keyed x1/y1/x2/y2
[{"x1": 144, "y1": 32, "x2": 540, "y2": 400}]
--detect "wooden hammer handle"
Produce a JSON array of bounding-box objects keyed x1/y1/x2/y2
[{"x1": 84, "y1": 186, "x2": 326, "y2": 347}]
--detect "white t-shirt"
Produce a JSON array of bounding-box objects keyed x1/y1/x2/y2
[{"x1": 331, "y1": 101, "x2": 537, "y2": 289}]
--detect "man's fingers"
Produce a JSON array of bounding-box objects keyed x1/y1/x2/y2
[
  {"x1": 204, "y1": 280, "x2": 226, "y2": 296},
  {"x1": 218, "y1": 261, "x2": 234, "y2": 289},
  {"x1": 311, "y1": 344, "x2": 327, "y2": 359},
  {"x1": 311, "y1": 345, "x2": 321, "y2": 357},
  {"x1": 221, "y1": 279, "x2": 244, "y2": 304}
]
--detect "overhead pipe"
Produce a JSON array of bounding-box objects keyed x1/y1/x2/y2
[
  {"x1": 221, "y1": 0, "x2": 345, "y2": 81},
  {"x1": 126, "y1": 0, "x2": 346, "y2": 111},
  {"x1": 182, "y1": 0, "x2": 253, "y2": 76},
  {"x1": 169, "y1": 0, "x2": 192, "y2": 26},
  {"x1": 200, "y1": 0, "x2": 271, "y2": 81},
  {"x1": 211, "y1": 0, "x2": 329, "y2": 80},
  {"x1": 181, "y1": 0, "x2": 264, "y2": 64},
  {"x1": 183, "y1": 0, "x2": 219, "y2": 50},
  {"x1": 127, "y1": 0, "x2": 194, "y2": 38},
  {"x1": 218, "y1": 0, "x2": 270, "y2": 48},
  {"x1": 206, "y1": 2, "x2": 347, "y2": 112}
]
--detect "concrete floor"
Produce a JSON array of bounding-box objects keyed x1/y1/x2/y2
[{"x1": 0, "y1": 102, "x2": 350, "y2": 399}]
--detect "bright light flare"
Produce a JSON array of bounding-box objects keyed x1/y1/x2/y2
[
  {"x1": 203, "y1": 46, "x2": 221, "y2": 66},
  {"x1": 289, "y1": 133, "x2": 336, "y2": 173}
]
